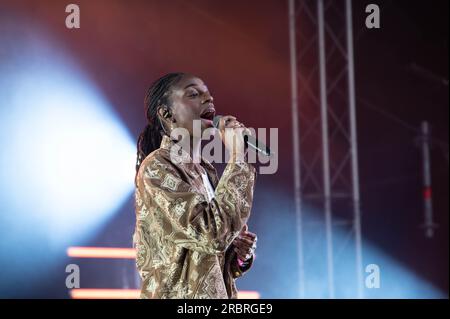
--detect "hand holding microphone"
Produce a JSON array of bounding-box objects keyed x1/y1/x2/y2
[
  {"x1": 214, "y1": 115, "x2": 249, "y2": 162},
  {"x1": 213, "y1": 115, "x2": 272, "y2": 161}
]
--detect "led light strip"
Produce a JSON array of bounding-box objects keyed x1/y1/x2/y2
[
  {"x1": 70, "y1": 289, "x2": 260, "y2": 299},
  {"x1": 67, "y1": 246, "x2": 136, "y2": 259},
  {"x1": 67, "y1": 247, "x2": 260, "y2": 299}
]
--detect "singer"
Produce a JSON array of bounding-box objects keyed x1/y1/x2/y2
[{"x1": 133, "y1": 73, "x2": 258, "y2": 299}]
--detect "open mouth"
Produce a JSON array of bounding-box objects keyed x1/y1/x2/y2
[{"x1": 200, "y1": 107, "x2": 216, "y2": 121}]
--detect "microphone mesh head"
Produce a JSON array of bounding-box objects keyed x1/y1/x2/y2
[{"x1": 212, "y1": 115, "x2": 222, "y2": 128}]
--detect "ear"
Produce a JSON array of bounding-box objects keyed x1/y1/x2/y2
[
  {"x1": 158, "y1": 105, "x2": 175, "y2": 121},
  {"x1": 157, "y1": 106, "x2": 166, "y2": 120}
]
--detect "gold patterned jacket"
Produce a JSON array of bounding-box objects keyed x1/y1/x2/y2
[{"x1": 133, "y1": 135, "x2": 257, "y2": 299}]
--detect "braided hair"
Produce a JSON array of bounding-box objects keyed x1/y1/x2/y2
[{"x1": 135, "y1": 72, "x2": 185, "y2": 185}]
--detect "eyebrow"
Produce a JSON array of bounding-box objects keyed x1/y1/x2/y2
[
  {"x1": 184, "y1": 83, "x2": 198, "y2": 89},
  {"x1": 184, "y1": 83, "x2": 209, "y2": 92}
]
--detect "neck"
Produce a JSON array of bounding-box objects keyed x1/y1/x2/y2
[{"x1": 190, "y1": 136, "x2": 202, "y2": 163}]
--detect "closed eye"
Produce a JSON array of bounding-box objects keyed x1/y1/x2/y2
[
  {"x1": 186, "y1": 87, "x2": 212, "y2": 99},
  {"x1": 186, "y1": 89, "x2": 199, "y2": 98}
]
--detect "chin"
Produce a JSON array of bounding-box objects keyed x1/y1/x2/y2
[{"x1": 200, "y1": 119, "x2": 214, "y2": 130}]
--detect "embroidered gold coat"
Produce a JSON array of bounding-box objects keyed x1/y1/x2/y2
[{"x1": 133, "y1": 135, "x2": 257, "y2": 299}]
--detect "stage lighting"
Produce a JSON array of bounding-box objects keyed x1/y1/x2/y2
[{"x1": 0, "y1": 31, "x2": 135, "y2": 293}]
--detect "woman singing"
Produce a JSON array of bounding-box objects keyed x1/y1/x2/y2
[{"x1": 133, "y1": 72, "x2": 258, "y2": 299}]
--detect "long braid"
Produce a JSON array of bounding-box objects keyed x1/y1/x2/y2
[{"x1": 135, "y1": 72, "x2": 185, "y2": 185}]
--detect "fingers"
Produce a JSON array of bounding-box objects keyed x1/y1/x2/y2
[
  {"x1": 239, "y1": 232, "x2": 257, "y2": 245},
  {"x1": 219, "y1": 115, "x2": 245, "y2": 130},
  {"x1": 233, "y1": 233, "x2": 257, "y2": 254},
  {"x1": 233, "y1": 236, "x2": 254, "y2": 248},
  {"x1": 234, "y1": 247, "x2": 253, "y2": 261},
  {"x1": 243, "y1": 231, "x2": 257, "y2": 240},
  {"x1": 233, "y1": 230, "x2": 257, "y2": 261},
  {"x1": 233, "y1": 243, "x2": 254, "y2": 258},
  {"x1": 218, "y1": 115, "x2": 236, "y2": 130},
  {"x1": 227, "y1": 120, "x2": 244, "y2": 131},
  {"x1": 231, "y1": 122, "x2": 245, "y2": 128},
  {"x1": 240, "y1": 224, "x2": 248, "y2": 234},
  {"x1": 236, "y1": 226, "x2": 257, "y2": 246}
]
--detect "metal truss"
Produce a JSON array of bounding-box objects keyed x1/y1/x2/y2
[{"x1": 289, "y1": 0, "x2": 364, "y2": 298}]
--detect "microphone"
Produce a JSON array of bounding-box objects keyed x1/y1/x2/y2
[{"x1": 213, "y1": 115, "x2": 272, "y2": 157}]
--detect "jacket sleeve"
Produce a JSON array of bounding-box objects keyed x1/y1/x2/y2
[{"x1": 136, "y1": 154, "x2": 256, "y2": 255}]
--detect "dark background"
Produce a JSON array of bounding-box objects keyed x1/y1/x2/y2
[{"x1": 0, "y1": 0, "x2": 447, "y2": 298}]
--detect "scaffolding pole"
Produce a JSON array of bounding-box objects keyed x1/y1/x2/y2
[
  {"x1": 346, "y1": 0, "x2": 364, "y2": 298},
  {"x1": 288, "y1": 0, "x2": 305, "y2": 298},
  {"x1": 289, "y1": 0, "x2": 364, "y2": 298},
  {"x1": 317, "y1": 0, "x2": 335, "y2": 299}
]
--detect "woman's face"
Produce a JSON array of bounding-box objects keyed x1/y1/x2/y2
[{"x1": 162, "y1": 74, "x2": 216, "y2": 136}]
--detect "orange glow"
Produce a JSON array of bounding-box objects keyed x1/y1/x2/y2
[
  {"x1": 237, "y1": 291, "x2": 261, "y2": 299},
  {"x1": 67, "y1": 247, "x2": 136, "y2": 259},
  {"x1": 70, "y1": 289, "x2": 260, "y2": 299},
  {"x1": 70, "y1": 289, "x2": 139, "y2": 299}
]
